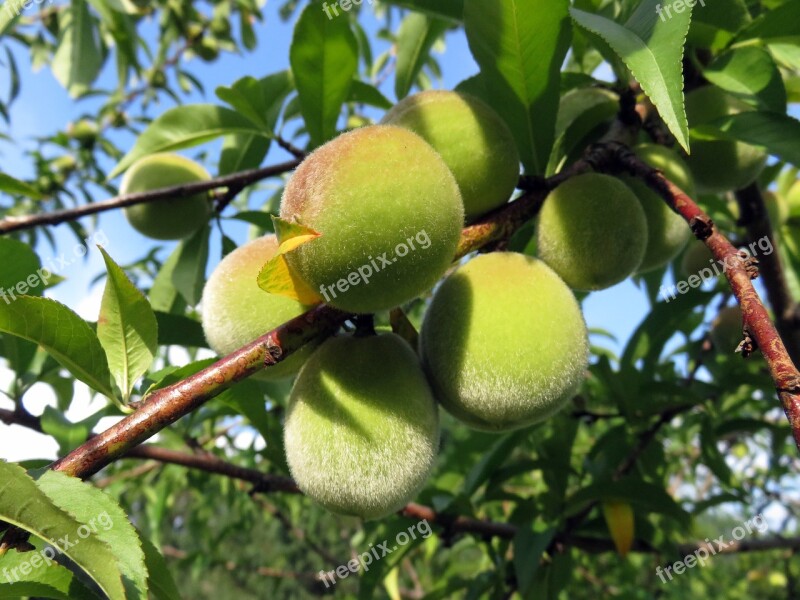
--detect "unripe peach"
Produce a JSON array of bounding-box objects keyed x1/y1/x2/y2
[
  {"x1": 280, "y1": 125, "x2": 463, "y2": 313},
  {"x1": 536, "y1": 173, "x2": 648, "y2": 291},
  {"x1": 381, "y1": 90, "x2": 520, "y2": 221},
  {"x1": 121, "y1": 153, "x2": 211, "y2": 240},
  {"x1": 201, "y1": 235, "x2": 317, "y2": 380},
  {"x1": 711, "y1": 305, "x2": 744, "y2": 352},
  {"x1": 680, "y1": 242, "x2": 715, "y2": 279},
  {"x1": 621, "y1": 144, "x2": 693, "y2": 272},
  {"x1": 420, "y1": 252, "x2": 588, "y2": 431},
  {"x1": 284, "y1": 333, "x2": 439, "y2": 519},
  {"x1": 685, "y1": 87, "x2": 767, "y2": 194}
]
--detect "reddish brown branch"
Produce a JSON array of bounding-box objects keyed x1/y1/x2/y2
[
  {"x1": 0, "y1": 159, "x2": 300, "y2": 235},
  {"x1": 4, "y1": 407, "x2": 799, "y2": 555},
  {"x1": 734, "y1": 184, "x2": 800, "y2": 365},
  {"x1": 51, "y1": 304, "x2": 348, "y2": 479},
  {"x1": 610, "y1": 147, "x2": 800, "y2": 450}
]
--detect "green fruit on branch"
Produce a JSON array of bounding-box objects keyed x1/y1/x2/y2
[
  {"x1": 381, "y1": 90, "x2": 520, "y2": 221},
  {"x1": 68, "y1": 119, "x2": 99, "y2": 147},
  {"x1": 680, "y1": 241, "x2": 715, "y2": 279},
  {"x1": 684, "y1": 87, "x2": 767, "y2": 194},
  {"x1": 711, "y1": 305, "x2": 744, "y2": 352},
  {"x1": 121, "y1": 153, "x2": 212, "y2": 240},
  {"x1": 621, "y1": 144, "x2": 693, "y2": 272},
  {"x1": 536, "y1": 173, "x2": 649, "y2": 291},
  {"x1": 420, "y1": 252, "x2": 588, "y2": 432},
  {"x1": 201, "y1": 235, "x2": 319, "y2": 380},
  {"x1": 280, "y1": 125, "x2": 463, "y2": 313},
  {"x1": 284, "y1": 333, "x2": 440, "y2": 519}
]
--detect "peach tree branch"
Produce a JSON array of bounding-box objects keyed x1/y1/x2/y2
[{"x1": 0, "y1": 159, "x2": 301, "y2": 235}]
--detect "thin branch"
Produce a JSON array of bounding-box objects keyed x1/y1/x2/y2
[
  {"x1": 4, "y1": 407, "x2": 800, "y2": 556},
  {"x1": 609, "y1": 144, "x2": 800, "y2": 451},
  {"x1": 0, "y1": 159, "x2": 301, "y2": 235},
  {"x1": 50, "y1": 304, "x2": 348, "y2": 479},
  {"x1": 734, "y1": 184, "x2": 800, "y2": 365}
]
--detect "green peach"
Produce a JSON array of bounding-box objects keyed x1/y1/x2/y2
[
  {"x1": 280, "y1": 125, "x2": 463, "y2": 313},
  {"x1": 685, "y1": 87, "x2": 767, "y2": 194},
  {"x1": 420, "y1": 252, "x2": 588, "y2": 432},
  {"x1": 536, "y1": 173, "x2": 649, "y2": 291},
  {"x1": 680, "y1": 242, "x2": 715, "y2": 279},
  {"x1": 381, "y1": 90, "x2": 520, "y2": 221},
  {"x1": 284, "y1": 333, "x2": 439, "y2": 519},
  {"x1": 122, "y1": 153, "x2": 211, "y2": 240},
  {"x1": 621, "y1": 144, "x2": 693, "y2": 272},
  {"x1": 711, "y1": 305, "x2": 744, "y2": 352},
  {"x1": 201, "y1": 235, "x2": 317, "y2": 380}
]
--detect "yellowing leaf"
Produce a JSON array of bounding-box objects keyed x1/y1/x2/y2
[
  {"x1": 602, "y1": 500, "x2": 634, "y2": 558},
  {"x1": 257, "y1": 216, "x2": 323, "y2": 304}
]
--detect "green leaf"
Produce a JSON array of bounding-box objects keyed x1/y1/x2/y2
[
  {"x1": 289, "y1": 3, "x2": 359, "y2": 146},
  {"x1": 217, "y1": 379, "x2": 272, "y2": 444},
  {"x1": 219, "y1": 133, "x2": 271, "y2": 176},
  {"x1": 36, "y1": 471, "x2": 148, "y2": 600},
  {"x1": 394, "y1": 13, "x2": 448, "y2": 99},
  {"x1": 0, "y1": 237, "x2": 42, "y2": 297},
  {"x1": 0, "y1": 173, "x2": 43, "y2": 200},
  {"x1": 171, "y1": 224, "x2": 210, "y2": 307},
  {"x1": 40, "y1": 406, "x2": 93, "y2": 457},
  {"x1": 0, "y1": 1, "x2": 22, "y2": 38},
  {"x1": 570, "y1": 0, "x2": 693, "y2": 152},
  {"x1": 565, "y1": 478, "x2": 690, "y2": 528},
  {"x1": 0, "y1": 296, "x2": 114, "y2": 398},
  {"x1": 149, "y1": 245, "x2": 185, "y2": 314},
  {"x1": 215, "y1": 71, "x2": 294, "y2": 131},
  {"x1": 382, "y1": 0, "x2": 463, "y2": 22},
  {"x1": 688, "y1": 0, "x2": 750, "y2": 49},
  {"x1": 621, "y1": 291, "x2": 713, "y2": 382},
  {"x1": 109, "y1": 105, "x2": 263, "y2": 179},
  {"x1": 464, "y1": 0, "x2": 571, "y2": 174},
  {"x1": 0, "y1": 461, "x2": 126, "y2": 599},
  {"x1": 348, "y1": 80, "x2": 392, "y2": 109},
  {"x1": 154, "y1": 311, "x2": 208, "y2": 348},
  {"x1": 513, "y1": 525, "x2": 555, "y2": 595},
  {"x1": 736, "y1": 1, "x2": 800, "y2": 43},
  {"x1": 703, "y1": 47, "x2": 786, "y2": 113},
  {"x1": 97, "y1": 248, "x2": 158, "y2": 400},
  {"x1": 701, "y1": 111, "x2": 800, "y2": 168},
  {"x1": 51, "y1": 0, "x2": 104, "y2": 97},
  {"x1": 0, "y1": 538, "x2": 96, "y2": 599},
  {"x1": 139, "y1": 533, "x2": 182, "y2": 600}
]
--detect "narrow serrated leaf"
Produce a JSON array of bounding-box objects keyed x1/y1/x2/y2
[
  {"x1": 37, "y1": 471, "x2": 149, "y2": 600},
  {"x1": 0, "y1": 296, "x2": 114, "y2": 398},
  {"x1": 0, "y1": 461, "x2": 126, "y2": 600},
  {"x1": 465, "y1": 0, "x2": 571, "y2": 174},
  {"x1": 109, "y1": 105, "x2": 263, "y2": 179},
  {"x1": 97, "y1": 248, "x2": 157, "y2": 399},
  {"x1": 570, "y1": 1, "x2": 692, "y2": 152},
  {"x1": 290, "y1": 4, "x2": 359, "y2": 146}
]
